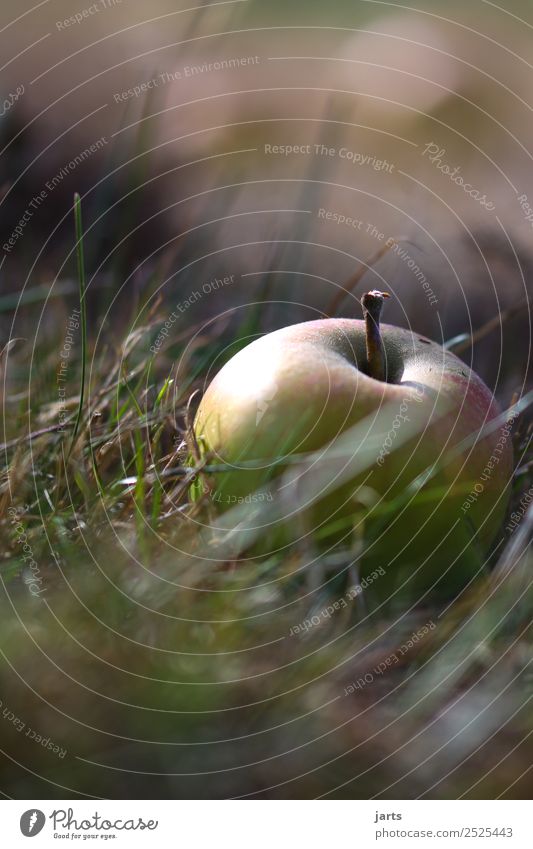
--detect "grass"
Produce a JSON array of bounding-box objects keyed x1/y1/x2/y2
[
  {"x1": 0, "y1": 208, "x2": 532, "y2": 800},
  {"x1": 67, "y1": 193, "x2": 88, "y2": 460}
]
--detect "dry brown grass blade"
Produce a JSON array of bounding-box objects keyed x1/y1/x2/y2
[
  {"x1": 452, "y1": 299, "x2": 528, "y2": 355},
  {"x1": 324, "y1": 236, "x2": 407, "y2": 317},
  {"x1": 0, "y1": 422, "x2": 72, "y2": 453}
]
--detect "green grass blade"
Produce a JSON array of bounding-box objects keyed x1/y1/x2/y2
[{"x1": 67, "y1": 192, "x2": 88, "y2": 458}]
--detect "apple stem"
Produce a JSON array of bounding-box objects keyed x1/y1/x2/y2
[{"x1": 361, "y1": 290, "x2": 390, "y2": 381}]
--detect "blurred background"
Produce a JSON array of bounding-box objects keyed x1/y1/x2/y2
[
  {"x1": 1, "y1": 0, "x2": 532, "y2": 394},
  {"x1": 0, "y1": 0, "x2": 532, "y2": 800}
]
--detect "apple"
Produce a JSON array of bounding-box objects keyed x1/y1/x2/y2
[{"x1": 193, "y1": 292, "x2": 513, "y2": 597}]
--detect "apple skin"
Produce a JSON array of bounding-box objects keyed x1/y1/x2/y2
[{"x1": 194, "y1": 318, "x2": 513, "y2": 597}]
